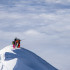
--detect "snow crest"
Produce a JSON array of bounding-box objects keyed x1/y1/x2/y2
[{"x1": 0, "y1": 45, "x2": 57, "y2": 70}]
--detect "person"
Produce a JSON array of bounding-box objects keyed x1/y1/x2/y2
[
  {"x1": 12, "y1": 38, "x2": 21, "y2": 48},
  {"x1": 12, "y1": 41, "x2": 15, "y2": 48},
  {"x1": 14, "y1": 38, "x2": 18, "y2": 48},
  {"x1": 17, "y1": 40, "x2": 21, "y2": 48}
]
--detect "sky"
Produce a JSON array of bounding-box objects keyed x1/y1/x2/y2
[{"x1": 0, "y1": 0, "x2": 70, "y2": 70}]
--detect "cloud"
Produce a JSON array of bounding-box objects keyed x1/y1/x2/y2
[
  {"x1": 0, "y1": 11, "x2": 23, "y2": 19},
  {"x1": 24, "y1": 29, "x2": 40, "y2": 36},
  {"x1": 45, "y1": 0, "x2": 61, "y2": 3},
  {"x1": 1, "y1": 0, "x2": 70, "y2": 14},
  {"x1": 45, "y1": 0, "x2": 70, "y2": 4}
]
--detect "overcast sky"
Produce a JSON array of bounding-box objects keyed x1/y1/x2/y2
[{"x1": 0, "y1": 0, "x2": 70, "y2": 70}]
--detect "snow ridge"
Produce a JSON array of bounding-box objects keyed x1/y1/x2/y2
[{"x1": 0, "y1": 45, "x2": 58, "y2": 70}]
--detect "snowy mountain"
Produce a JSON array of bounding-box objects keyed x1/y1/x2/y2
[{"x1": 0, "y1": 45, "x2": 57, "y2": 70}]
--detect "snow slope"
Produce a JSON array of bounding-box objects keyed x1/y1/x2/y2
[{"x1": 0, "y1": 45, "x2": 57, "y2": 70}]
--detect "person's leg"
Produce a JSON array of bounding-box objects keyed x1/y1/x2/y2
[
  {"x1": 13, "y1": 44, "x2": 15, "y2": 48},
  {"x1": 18, "y1": 44, "x2": 20, "y2": 48}
]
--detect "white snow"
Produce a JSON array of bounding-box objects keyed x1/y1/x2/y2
[
  {"x1": 2, "y1": 58, "x2": 17, "y2": 70},
  {"x1": 0, "y1": 45, "x2": 15, "y2": 54},
  {"x1": 0, "y1": 45, "x2": 57, "y2": 70},
  {"x1": 0, "y1": 46, "x2": 17, "y2": 70}
]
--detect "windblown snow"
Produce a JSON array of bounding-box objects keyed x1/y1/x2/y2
[{"x1": 0, "y1": 45, "x2": 57, "y2": 70}]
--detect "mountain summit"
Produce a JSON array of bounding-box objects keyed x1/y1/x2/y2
[{"x1": 0, "y1": 46, "x2": 57, "y2": 70}]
